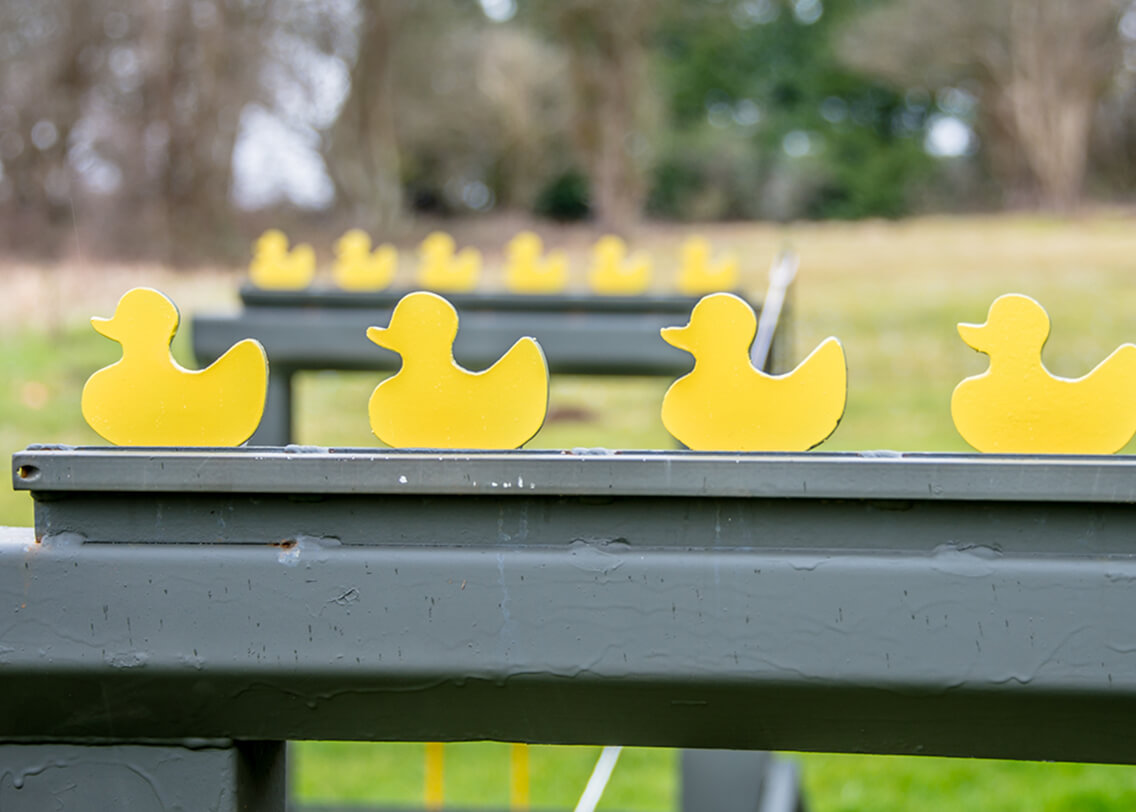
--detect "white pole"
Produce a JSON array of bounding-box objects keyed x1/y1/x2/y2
[
  {"x1": 574, "y1": 746, "x2": 623, "y2": 812},
  {"x1": 751, "y1": 249, "x2": 799, "y2": 371}
]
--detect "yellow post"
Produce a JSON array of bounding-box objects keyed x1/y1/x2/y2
[
  {"x1": 509, "y1": 743, "x2": 530, "y2": 810},
  {"x1": 424, "y1": 742, "x2": 445, "y2": 810}
]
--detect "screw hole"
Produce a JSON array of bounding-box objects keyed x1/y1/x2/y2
[{"x1": 17, "y1": 465, "x2": 39, "y2": 480}]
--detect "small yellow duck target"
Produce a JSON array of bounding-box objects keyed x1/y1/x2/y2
[
  {"x1": 82, "y1": 288, "x2": 268, "y2": 446},
  {"x1": 677, "y1": 236, "x2": 739, "y2": 295},
  {"x1": 504, "y1": 231, "x2": 568, "y2": 294},
  {"x1": 661, "y1": 293, "x2": 846, "y2": 451},
  {"x1": 249, "y1": 229, "x2": 315, "y2": 290},
  {"x1": 417, "y1": 232, "x2": 482, "y2": 293},
  {"x1": 367, "y1": 291, "x2": 549, "y2": 449},
  {"x1": 333, "y1": 229, "x2": 397, "y2": 291},
  {"x1": 588, "y1": 235, "x2": 651, "y2": 295},
  {"x1": 951, "y1": 293, "x2": 1136, "y2": 454}
]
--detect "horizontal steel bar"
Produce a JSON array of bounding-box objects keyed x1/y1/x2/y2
[
  {"x1": 192, "y1": 307, "x2": 702, "y2": 376},
  {"x1": 3, "y1": 525, "x2": 1136, "y2": 762},
  {"x1": 237, "y1": 285, "x2": 707, "y2": 313},
  {"x1": 14, "y1": 448, "x2": 1136, "y2": 502}
]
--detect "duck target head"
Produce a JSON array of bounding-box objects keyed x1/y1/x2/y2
[
  {"x1": 958, "y1": 293, "x2": 1049, "y2": 353},
  {"x1": 256, "y1": 229, "x2": 288, "y2": 252},
  {"x1": 336, "y1": 229, "x2": 371, "y2": 253},
  {"x1": 367, "y1": 291, "x2": 458, "y2": 352},
  {"x1": 92, "y1": 287, "x2": 179, "y2": 344},
  {"x1": 507, "y1": 231, "x2": 541, "y2": 257},
  {"x1": 420, "y1": 231, "x2": 455, "y2": 254},
  {"x1": 662, "y1": 292, "x2": 756, "y2": 354}
]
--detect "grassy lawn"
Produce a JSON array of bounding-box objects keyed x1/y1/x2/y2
[{"x1": 4, "y1": 211, "x2": 1136, "y2": 808}]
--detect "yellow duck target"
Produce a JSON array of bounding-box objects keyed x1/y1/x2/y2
[
  {"x1": 951, "y1": 293, "x2": 1136, "y2": 454},
  {"x1": 677, "y1": 236, "x2": 739, "y2": 296},
  {"x1": 661, "y1": 292, "x2": 847, "y2": 451},
  {"x1": 588, "y1": 235, "x2": 651, "y2": 295},
  {"x1": 417, "y1": 232, "x2": 481, "y2": 293},
  {"x1": 504, "y1": 231, "x2": 568, "y2": 294},
  {"x1": 82, "y1": 288, "x2": 268, "y2": 447},
  {"x1": 249, "y1": 229, "x2": 316, "y2": 290},
  {"x1": 367, "y1": 291, "x2": 549, "y2": 449},
  {"x1": 333, "y1": 229, "x2": 397, "y2": 291}
]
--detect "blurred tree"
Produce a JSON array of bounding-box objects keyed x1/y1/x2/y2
[
  {"x1": 525, "y1": 0, "x2": 661, "y2": 233},
  {"x1": 392, "y1": 16, "x2": 573, "y2": 217},
  {"x1": 0, "y1": 0, "x2": 279, "y2": 260},
  {"x1": 651, "y1": 0, "x2": 934, "y2": 220},
  {"x1": 1090, "y1": 71, "x2": 1136, "y2": 194},
  {"x1": 0, "y1": 0, "x2": 98, "y2": 226},
  {"x1": 840, "y1": 0, "x2": 1125, "y2": 210},
  {"x1": 324, "y1": 1, "x2": 409, "y2": 232},
  {"x1": 130, "y1": 0, "x2": 270, "y2": 252}
]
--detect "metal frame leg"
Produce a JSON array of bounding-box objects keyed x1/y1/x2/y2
[
  {"x1": 250, "y1": 367, "x2": 294, "y2": 446},
  {"x1": 682, "y1": 749, "x2": 805, "y2": 812},
  {"x1": 0, "y1": 740, "x2": 286, "y2": 811}
]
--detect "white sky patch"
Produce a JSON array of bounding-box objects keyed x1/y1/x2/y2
[
  {"x1": 229, "y1": 28, "x2": 351, "y2": 210},
  {"x1": 231, "y1": 104, "x2": 335, "y2": 210},
  {"x1": 480, "y1": 0, "x2": 517, "y2": 22},
  {"x1": 924, "y1": 114, "x2": 974, "y2": 158}
]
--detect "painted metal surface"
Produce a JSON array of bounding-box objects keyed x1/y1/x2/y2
[
  {"x1": 7, "y1": 450, "x2": 1136, "y2": 763},
  {"x1": 661, "y1": 293, "x2": 845, "y2": 451},
  {"x1": 17, "y1": 447, "x2": 1136, "y2": 502},
  {"x1": 681, "y1": 750, "x2": 803, "y2": 812},
  {"x1": 193, "y1": 302, "x2": 709, "y2": 381},
  {"x1": 953, "y1": 293, "x2": 1136, "y2": 454},
  {"x1": 82, "y1": 288, "x2": 267, "y2": 446},
  {"x1": 192, "y1": 290, "x2": 755, "y2": 445},
  {"x1": 235, "y1": 287, "x2": 705, "y2": 313},
  {"x1": 0, "y1": 741, "x2": 285, "y2": 811},
  {"x1": 366, "y1": 292, "x2": 549, "y2": 449}
]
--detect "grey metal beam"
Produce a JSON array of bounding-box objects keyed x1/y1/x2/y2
[
  {"x1": 193, "y1": 307, "x2": 699, "y2": 377},
  {"x1": 4, "y1": 525, "x2": 1136, "y2": 761},
  {"x1": 14, "y1": 447, "x2": 1136, "y2": 502},
  {"x1": 192, "y1": 289, "x2": 774, "y2": 445},
  {"x1": 253, "y1": 366, "x2": 295, "y2": 447},
  {"x1": 5, "y1": 450, "x2": 1136, "y2": 762},
  {"x1": 236, "y1": 286, "x2": 706, "y2": 314}
]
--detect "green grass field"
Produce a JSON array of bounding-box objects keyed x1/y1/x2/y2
[{"x1": 4, "y1": 211, "x2": 1136, "y2": 809}]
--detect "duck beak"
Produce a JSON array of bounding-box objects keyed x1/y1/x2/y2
[
  {"x1": 661, "y1": 324, "x2": 691, "y2": 352},
  {"x1": 957, "y1": 321, "x2": 986, "y2": 351},
  {"x1": 366, "y1": 325, "x2": 395, "y2": 351},
  {"x1": 91, "y1": 316, "x2": 117, "y2": 340}
]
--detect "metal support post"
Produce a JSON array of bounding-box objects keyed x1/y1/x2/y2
[
  {"x1": 682, "y1": 750, "x2": 804, "y2": 812},
  {"x1": 250, "y1": 366, "x2": 293, "y2": 446},
  {"x1": 0, "y1": 740, "x2": 285, "y2": 811}
]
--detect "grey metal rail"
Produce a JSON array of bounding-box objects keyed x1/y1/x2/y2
[
  {"x1": 6, "y1": 448, "x2": 1136, "y2": 766},
  {"x1": 190, "y1": 290, "x2": 774, "y2": 445}
]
